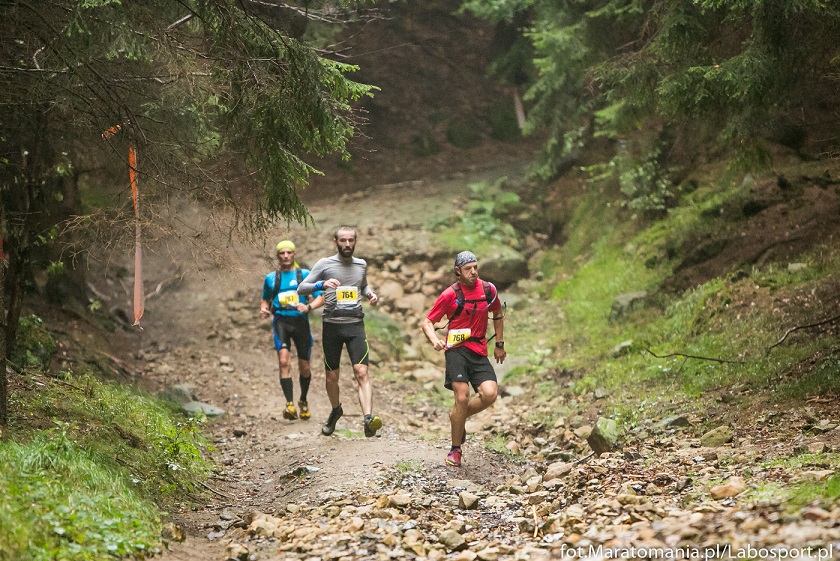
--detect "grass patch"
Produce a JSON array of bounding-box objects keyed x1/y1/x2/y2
[
  {"x1": 0, "y1": 424, "x2": 161, "y2": 560},
  {"x1": 504, "y1": 173, "x2": 840, "y2": 414},
  {"x1": 334, "y1": 428, "x2": 365, "y2": 439},
  {"x1": 365, "y1": 310, "x2": 408, "y2": 362},
  {"x1": 429, "y1": 179, "x2": 522, "y2": 256},
  {"x1": 484, "y1": 434, "x2": 515, "y2": 456},
  {"x1": 395, "y1": 460, "x2": 423, "y2": 473},
  {"x1": 3, "y1": 336, "x2": 212, "y2": 561}
]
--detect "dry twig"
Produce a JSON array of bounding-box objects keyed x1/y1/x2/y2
[{"x1": 766, "y1": 313, "x2": 840, "y2": 354}]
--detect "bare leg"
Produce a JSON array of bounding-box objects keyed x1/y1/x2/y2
[
  {"x1": 467, "y1": 380, "x2": 498, "y2": 416},
  {"x1": 298, "y1": 359, "x2": 311, "y2": 379},
  {"x1": 449, "y1": 381, "x2": 470, "y2": 447},
  {"x1": 278, "y1": 349, "x2": 291, "y2": 379},
  {"x1": 353, "y1": 363, "x2": 372, "y2": 415},
  {"x1": 325, "y1": 369, "x2": 340, "y2": 408}
]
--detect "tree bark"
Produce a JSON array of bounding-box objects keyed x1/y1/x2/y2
[{"x1": 0, "y1": 206, "x2": 8, "y2": 430}]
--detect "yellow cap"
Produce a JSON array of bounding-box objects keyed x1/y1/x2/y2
[{"x1": 275, "y1": 240, "x2": 295, "y2": 252}]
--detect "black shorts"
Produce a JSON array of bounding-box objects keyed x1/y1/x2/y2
[
  {"x1": 444, "y1": 345, "x2": 497, "y2": 391},
  {"x1": 273, "y1": 315, "x2": 313, "y2": 360},
  {"x1": 322, "y1": 321, "x2": 369, "y2": 371}
]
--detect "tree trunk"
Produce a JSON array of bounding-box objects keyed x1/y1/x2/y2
[{"x1": 0, "y1": 206, "x2": 8, "y2": 430}]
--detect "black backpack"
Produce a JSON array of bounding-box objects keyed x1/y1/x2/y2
[{"x1": 270, "y1": 268, "x2": 303, "y2": 312}]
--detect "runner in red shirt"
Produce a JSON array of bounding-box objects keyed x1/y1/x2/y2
[{"x1": 422, "y1": 251, "x2": 507, "y2": 467}]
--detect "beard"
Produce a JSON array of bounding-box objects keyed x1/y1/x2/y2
[{"x1": 338, "y1": 245, "x2": 354, "y2": 257}]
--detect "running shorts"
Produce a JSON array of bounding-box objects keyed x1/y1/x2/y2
[
  {"x1": 273, "y1": 315, "x2": 314, "y2": 360},
  {"x1": 444, "y1": 345, "x2": 497, "y2": 391},
  {"x1": 322, "y1": 321, "x2": 369, "y2": 370}
]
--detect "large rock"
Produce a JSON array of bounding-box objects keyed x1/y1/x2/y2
[
  {"x1": 158, "y1": 384, "x2": 197, "y2": 405},
  {"x1": 700, "y1": 425, "x2": 733, "y2": 447},
  {"x1": 478, "y1": 246, "x2": 528, "y2": 286},
  {"x1": 378, "y1": 280, "x2": 405, "y2": 301},
  {"x1": 587, "y1": 417, "x2": 621, "y2": 456},
  {"x1": 609, "y1": 291, "x2": 648, "y2": 322},
  {"x1": 395, "y1": 293, "x2": 427, "y2": 314},
  {"x1": 182, "y1": 401, "x2": 226, "y2": 417}
]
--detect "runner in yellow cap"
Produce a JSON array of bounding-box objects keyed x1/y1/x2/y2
[{"x1": 260, "y1": 240, "x2": 324, "y2": 421}]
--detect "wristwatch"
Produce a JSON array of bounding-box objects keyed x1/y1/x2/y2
[
  {"x1": 495, "y1": 341, "x2": 505, "y2": 348},
  {"x1": 306, "y1": 304, "x2": 312, "y2": 313}
]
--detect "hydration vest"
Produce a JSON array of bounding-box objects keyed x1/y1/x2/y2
[
  {"x1": 270, "y1": 268, "x2": 303, "y2": 312},
  {"x1": 447, "y1": 281, "x2": 495, "y2": 346},
  {"x1": 450, "y1": 281, "x2": 494, "y2": 320}
]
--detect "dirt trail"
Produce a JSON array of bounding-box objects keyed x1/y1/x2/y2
[{"x1": 140, "y1": 166, "x2": 528, "y2": 560}]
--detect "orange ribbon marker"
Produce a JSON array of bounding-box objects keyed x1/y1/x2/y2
[
  {"x1": 128, "y1": 144, "x2": 144, "y2": 328},
  {"x1": 103, "y1": 120, "x2": 144, "y2": 328}
]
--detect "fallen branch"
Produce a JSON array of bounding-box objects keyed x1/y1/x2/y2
[
  {"x1": 200, "y1": 481, "x2": 233, "y2": 500},
  {"x1": 766, "y1": 313, "x2": 840, "y2": 354},
  {"x1": 644, "y1": 348, "x2": 743, "y2": 364}
]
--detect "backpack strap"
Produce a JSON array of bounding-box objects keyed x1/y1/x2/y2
[
  {"x1": 270, "y1": 268, "x2": 304, "y2": 313},
  {"x1": 450, "y1": 283, "x2": 466, "y2": 320},
  {"x1": 450, "y1": 281, "x2": 494, "y2": 321}
]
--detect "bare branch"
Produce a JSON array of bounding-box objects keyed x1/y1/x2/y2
[{"x1": 766, "y1": 313, "x2": 840, "y2": 354}]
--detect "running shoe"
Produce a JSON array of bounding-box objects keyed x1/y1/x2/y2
[
  {"x1": 321, "y1": 404, "x2": 343, "y2": 436},
  {"x1": 283, "y1": 401, "x2": 298, "y2": 420},
  {"x1": 364, "y1": 415, "x2": 382, "y2": 438},
  {"x1": 298, "y1": 400, "x2": 310, "y2": 420},
  {"x1": 446, "y1": 447, "x2": 462, "y2": 467}
]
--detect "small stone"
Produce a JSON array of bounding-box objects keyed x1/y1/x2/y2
[
  {"x1": 459, "y1": 491, "x2": 480, "y2": 510},
  {"x1": 587, "y1": 417, "x2": 621, "y2": 455},
  {"x1": 658, "y1": 416, "x2": 691, "y2": 429},
  {"x1": 161, "y1": 522, "x2": 185, "y2": 542},
  {"x1": 438, "y1": 529, "x2": 467, "y2": 551},
  {"x1": 709, "y1": 476, "x2": 746, "y2": 499},
  {"x1": 799, "y1": 506, "x2": 832, "y2": 521},
  {"x1": 225, "y1": 542, "x2": 249, "y2": 561},
  {"x1": 506, "y1": 441, "x2": 521, "y2": 454},
  {"x1": 808, "y1": 441, "x2": 828, "y2": 454},
  {"x1": 477, "y1": 547, "x2": 501, "y2": 561},
  {"x1": 233, "y1": 428, "x2": 246, "y2": 437},
  {"x1": 219, "y1": 355, "x2": 233, "y2": 365},
  {"x1": 455, "y1": 551, "x2": 478, "y2": 561},
  {"x1": 544, "y1": 461, "x2": 573, "y2": 481},
  {"x1": 573, "y1": 425, "x2": 592, "y2": 439},
  {"x1": 389, "y1": 494, "x2": 412, "y2": 508}
]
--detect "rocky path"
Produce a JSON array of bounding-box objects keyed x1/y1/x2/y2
[{"x1": 125, "y1": 169, "x2": 840, "y2": 561}]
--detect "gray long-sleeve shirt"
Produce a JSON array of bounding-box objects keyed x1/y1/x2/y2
[{"x1": 298, "y1": 254, "x2": 374, "y2": 323}]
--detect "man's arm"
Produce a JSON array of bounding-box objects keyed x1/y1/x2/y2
[
  {"x1": 260, "y1": 298, "x2": 272, "y2": 319},
  {"x1": 298, "y1": 259, "x2": 328, "y2": 295},
  {"x1": 295, "y1": 294, "x2": 324, "y2": 314},
  {"x1": 492, "y1": 314, "x2": 506, "y2": 364},
  {"x1": 360, "y1": 269, "x2": 378, "y2": 307},
  {"x1": 422, "y1": 317, "x2": 446, "y2": 352}
]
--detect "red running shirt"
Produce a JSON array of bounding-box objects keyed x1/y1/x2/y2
[{"x1": 426, "y1": 279, "x2": 501, "y2": 356}]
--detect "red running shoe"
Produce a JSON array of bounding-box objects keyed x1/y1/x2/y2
[{"x1": 446, "y1": 447, "x2": 462, "y2": 467}]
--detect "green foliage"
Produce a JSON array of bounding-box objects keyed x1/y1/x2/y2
[
  {"x1": 365, "y1": 310, "x2": 408, "y2": 362},
  {"x1": 19, "y1": 371, "x2": 211, "y2": 497},
  {"x1": 1, "y1": 0, "x2": 377, "y2": 232},
  {"x1": 505, "y1": 169, "x2": 840, "y2": 410},
  {"x1": 465, "y1": 0, "x2": 840, "y2": 177},
  {"x1": 11, "y1": 315, "x2": 57, "y2": 371},
  {"x1": 446, "y1": 118, "x2": 483, "y2": 148},
  {"x1": 429, "y1": 179, "x2": 522, "y2": 255},
  {"x1": 484, "y1": 434, "x2": 515, "y2": 455},
  {"x1": 1, "y1": 362, "x2": 212, "y2": 560},
  {"x1": 0, "y1": 424, "x2": 161, "y2": 561}
]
